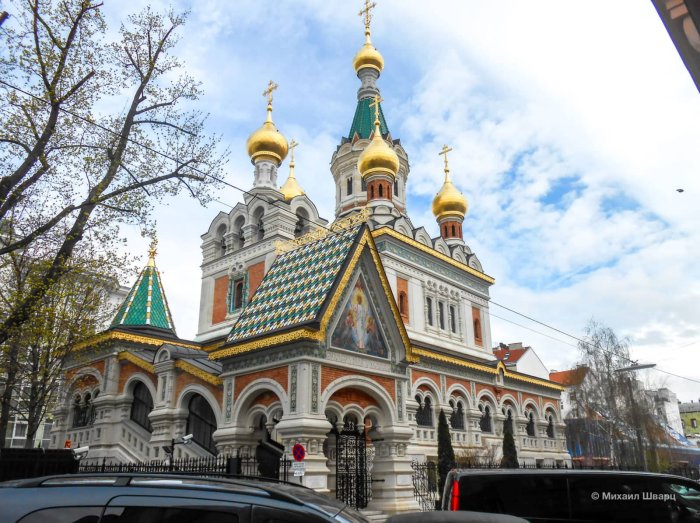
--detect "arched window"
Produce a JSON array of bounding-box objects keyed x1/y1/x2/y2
[
  {"x1": 449, "y1": 305, "x2": 456, "y2": 333},
  {"x1": 370, "y1": 186, "x2": 375, "y2": 199},
  {"x1": 438, "y1": 302, "x2": 445, "y2": 330},
  {"x1": 416, "y1": 395, "x2": 433, "y2": 427},
  {"x1": 361, "y1": 178, "x2": 367, "y2": 192},
  {"x1": 234, "y1": 280, "x2": 244, "y2": 309},
  {"x1": 426, "y1": 297, "x2": 433, "y2": 326},
  {"x1": 346, "y1": 177, "x2": 353, "y2": 195},
  {"x1": 215, "y1": 224, "x2": 227, "y2": 257},
  {"x1": 444, "y1": 225, "x2": 448, "y2": 236},
  {"x1": 398, "y1": 291, "x2": 407, "y2": 317},
  {"x1": 233, "y1": 216, "x2": 245, "y2": 250},
  {"x1": 378, "y1": 183, "x2": 383, "y2": 198},
  {"x1": 450, "y1": 400, "x2": 465, "y2": 431},
  {"x1": 394, "y1": 180, "x2": 398, "y2": 197},
  {"x1": 474, "y1": 318, "x2": 482, "y2": 342},
  {"x1": 526, "y1": 412, "x2": 536, "y2": 437},
  {"x1": 479, "y1": 404, "x2": 492, "y2": 433},
  {"x1": 187, "y1": 394, "x2": 218, "y2": 454},
  {"x1": 451, "y1": 224, "x2": 456, "y2": 236},
  {"x1": 71, "y1": 394, "x2": 82, "y2": 428},
  {"x1": 546, "y1": 414, "x2": 555, "y2": 438},
  {"x1": 130, "y1": 382, "x2": 153, "y2": 432}
]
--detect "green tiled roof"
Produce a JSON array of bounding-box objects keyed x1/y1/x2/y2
[
  {"x1": 227, "y1": 225, "x2": 362, "y2": 343},
  {"x1": 111, "y1": 263, "x2": 176, "y2": 334},
  {"x1": 348, "y1": 97, "x2": 389, "y2": 140}
]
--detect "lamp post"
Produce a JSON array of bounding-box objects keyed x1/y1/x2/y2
[
  {"x1": 162, "y1": 434, "x2": 193, "y2": 471},
  {"x1": 614, "y1": 363, "x2": 656, "y2": 470}
]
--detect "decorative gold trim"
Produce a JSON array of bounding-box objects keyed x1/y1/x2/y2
[
  {"x1": 371, "y1": 228, "x2": 496, "y2": 284},
  {"x1": 275, "y1": 208, "x2": 371, "y2": 254},
  {"x1": 117, "y1": 352, "x2": 155, "y2": 373},
  {"x1": 412, "y1": 347, "x2": 563, "y2": 391},
  {"x1": 202, "y1": 339, "x2": 226, "y2": 353},
  {"x1": 175, "y1": 360, "x2": 222, "y2": 386},
  {"x1": 210, "y1": 328, "x2": 320, "y2": 360},
  {"x1": 74, "y1": 330, "x2": 200, "y2": 352}
]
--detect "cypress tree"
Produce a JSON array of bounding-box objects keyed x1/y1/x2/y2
[
  {"x1": 437, "y1": 408, "x2": 455, "y2": 502},
  {"x1": 501, "y1": 419, "x2": 520, "y2": 468}
]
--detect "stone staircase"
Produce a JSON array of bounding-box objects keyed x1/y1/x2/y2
[{"x1": 360, "y1": 509, "x2": 387, "y2": 522}]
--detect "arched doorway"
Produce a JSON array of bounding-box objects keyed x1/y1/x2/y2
[{"x1": 186, "y1": 394, "x2": 218, "y2": 455}]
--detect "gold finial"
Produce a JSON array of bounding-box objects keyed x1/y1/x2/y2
[
  {"x1": 439, "y1": 144, "x2": 453, "y2": 179},
  {"x1": 359, "y1": 0, "x2": 377, "y2": 34},
  {"x1": 369, "y1": 94, "x2": 384, "y2": 128},
  {"x1": 262, "y1": 80, "x2": 278, "y2": 122},
  {"x1": 263, "y1": 80, "x2": 278, "y2": 105},
  {"x1": 147, "y1": 239, "x2": 158, "y2": 267},
  {"x1": 289, "y1": 139, "x2": 298, "y2": 166}
]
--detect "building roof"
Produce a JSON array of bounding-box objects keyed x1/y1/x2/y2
[
  {"x1": 348, "y1": 97, "x2": 389, "y2": 140},
  {"x1": 110, "y1": 256, "x2": 176, "y2": 336},
  {"x1": 679, "y1": 402, "x2": 700, "y2": 414},
  {"x1": 226, "y1": 224, "x2": 362, "y2": 343},
  {"x1": 549, "y1": 367, "x2": 589, "y2": 386},
  {"x1": 492, "y1": 347, "x2": 528, "y2": 364}
]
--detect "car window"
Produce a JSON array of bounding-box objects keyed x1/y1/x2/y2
[
  {"x1": 251, "y1": 505, "x2": 328, "y2": 523},
  {"x1": 101, "y1": 506, "x2": 239, "y2": 523},
  {"x1": 457, "y1": 474, "x2": 569, "y2": 518},
  {"x1": 568, "y1": 475, "x2": 670, "y2": 522},
  {"x1": 18, "y1": 506, "x2": 103, "y2": 523}
]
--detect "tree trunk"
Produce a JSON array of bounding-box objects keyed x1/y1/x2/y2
[{"x1": 0, "y1": 340, "x2": 21, "y2": 448}]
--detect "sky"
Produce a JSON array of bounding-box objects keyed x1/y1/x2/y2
[{"x1": 100, "y1": 1, "x2": 700, "y2": 400}]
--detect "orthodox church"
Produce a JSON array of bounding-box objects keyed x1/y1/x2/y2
[{"x1": 51, "y1": 4, "x2": 570, "y2": 515}]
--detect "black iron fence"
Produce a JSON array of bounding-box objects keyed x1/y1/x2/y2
[
  {"x1": 410, "y1": 460, "x2": 700, "y2": 512},
  {"x1": 79, "y1": 455, "x2": 291, "y2": 482}
]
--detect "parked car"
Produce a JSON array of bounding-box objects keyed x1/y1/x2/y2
[
  {"x1": 442, "y1": 469, "x2": 700, "y2": 522},
  {"x1": 0, "y1": 473, "x2": 369, "y2": 523}
]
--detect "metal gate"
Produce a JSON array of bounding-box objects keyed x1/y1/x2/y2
[{"x1": 335, "y1": 422, "x2": 372, "y2": 509}]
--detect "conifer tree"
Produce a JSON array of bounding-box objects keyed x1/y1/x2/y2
[
  {"x1": 437, "y1": 408, "x2": 455, "y2": 502},
  {"x1": 501, "y1": 420, "x2": 520, "y2": 468}
]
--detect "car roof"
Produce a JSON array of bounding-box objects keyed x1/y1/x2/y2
[
  {"x1": 1, "y1": 473, "x2": 350, "y2": 518},
  {"x1": 450, "y1": 469, "x2": 697, "y2": 481}
]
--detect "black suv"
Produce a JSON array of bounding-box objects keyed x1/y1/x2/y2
[
  {"x1": 0, "y1": 474, "x2": 369, "y2": 523},
  {"x1": 442, "y1": 468, "x2": 700, "y2": 522}
]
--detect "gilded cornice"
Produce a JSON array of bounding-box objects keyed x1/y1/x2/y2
[
  {"x1": 117, "y1": 352, "x2": 155, "y2": 374},
  {"x1": 202, "y1": 339, "x2": 226, "y2": 353},
  {"x1": 412, "y1": 347, "x2": 563, "y2": 391},
  {"x1": 372, "y1": 228, "x2": 495, "y2": 284},
  {"x1": 210, "y1": 328, "x2": 320, "y2": 360},
  {"x1": 74, "y1": 330, "x2": 200, "y2": 352},
  {"x1": 175, "y1": 360, "x2": 222, "y2": 386}
]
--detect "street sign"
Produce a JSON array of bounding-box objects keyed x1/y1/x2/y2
[
  {"x1": 292, "y1": 461, "x2": 306, "y2": 477},
  {"x1": 292, "y1": 443, "x2": 306, "y2": 461}
]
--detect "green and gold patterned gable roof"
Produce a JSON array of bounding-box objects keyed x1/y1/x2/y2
[
  {"x1": 226, "y1": 224, "x2": 362, "y2": 344},
  {"x1": 348, "y1": 97, "x2": 389, "y2": 140},
  {"x1": 111, "y1": 251, "x2": 176, "y2": 335}
]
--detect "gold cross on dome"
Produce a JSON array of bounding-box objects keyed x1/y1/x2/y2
[
  {"x1": 263, "y1": 80, "x2": 278, "y2": 105},
  {"x1": 359, "y1": 0, "x2": 377, "y2": 30},
  {"x1": 289, "y1": 139, "x2": 298, "y2": 162},
  {"x1": 369, "y1": 94, "x2": 384, "y2": 125},
  {"x1": 439, "y1": 144, "x2": 453, "y2": 172}
]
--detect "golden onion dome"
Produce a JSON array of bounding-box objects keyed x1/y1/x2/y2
[
  {"x1": 357, "y1": 100, "x2": 399, "y2": 179},
  {"x1": 280, "y1": 140, "x2": 304, "y2": 200},
  {"x1": 353, "y1": 29, "x2": 384, "y2": 74},
  {"x1": 432, "y1": 148, "x2": 468, "y2": 220},
  {"x1": 246, "y1": 102, "x2": 288, "y2": 165}
]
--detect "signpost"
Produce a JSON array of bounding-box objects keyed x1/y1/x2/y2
[{"x1": 292, "y1": 443, "x2": 306, "y2": 481}]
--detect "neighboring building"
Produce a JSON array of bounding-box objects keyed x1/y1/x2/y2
[
  {"x1": 679, "y1": 400, "x2": 700, "y2": 440},
  {"x1": 648, "y1": 388, "x2": 683, "y2": 435},
  {"x1": 652, "y1": 0, "x2": 700, "y2": 92},
  {"x1": 50, "y1": 7, "x2": 569, "y2": 515},
  {"x1": 493, "y1": 343, "x2": 549, "y2": 381}
]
